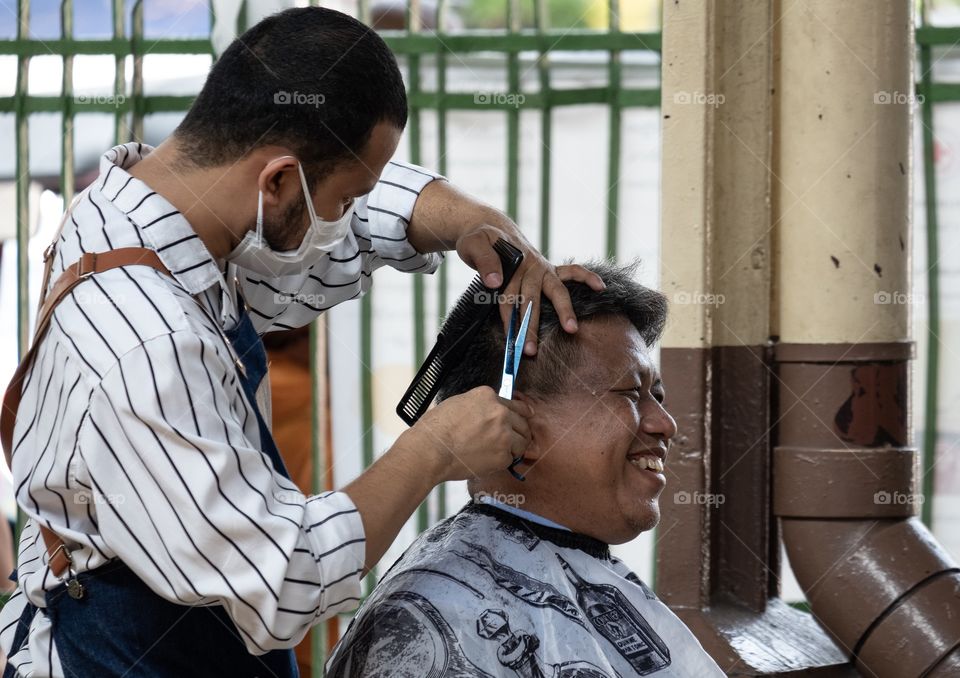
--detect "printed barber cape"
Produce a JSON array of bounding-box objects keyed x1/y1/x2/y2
[{"x1": 326, "y1": 502, "x2": 724, "y2": 677}]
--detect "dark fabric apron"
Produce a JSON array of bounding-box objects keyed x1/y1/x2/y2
[{"x1": 3, "y1": 310, "x2": 298, "y2": 678}]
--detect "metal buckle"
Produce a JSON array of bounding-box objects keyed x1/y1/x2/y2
[
  {"x1": 76, "y1": 253, "x2": 97, "y2": 279},
  {"x1": 50, "y1": 541, "x2": 86, "y2": 599},
  {"x1": 49, "y1": 541, "x2": 71, "y2": 566},
  {"x1": 65, "y1": 569, "x2": 86, "y2": 600}
]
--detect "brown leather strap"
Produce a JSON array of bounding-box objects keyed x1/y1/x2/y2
[
  {"x1": 2, "y1": 247, "x2": 173, "y2": 576},
  {"x1": 35, "y1": 194, "x2": 82, "y2": 323},
  {"x1": 39, "y1": 524, "x2": 72, "y2": 577}
]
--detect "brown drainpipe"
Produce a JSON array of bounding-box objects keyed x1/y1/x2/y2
[
  {"x1": 658, "y1": 0, "x2": 960, "y2": 675},
  {"x1": 775, "y1": 343, "x2": 960, "y2": 677},
  {"x1": 773, "y1": 1, "x2": 960, "y2": 676}
]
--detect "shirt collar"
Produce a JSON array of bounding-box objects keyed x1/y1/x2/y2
[
  {"x1": 477, "y1": 495, "x2": 571, "y2": 531},
  {"x1": 96, "y1": 142, "x2": 238, "y2": 325}
]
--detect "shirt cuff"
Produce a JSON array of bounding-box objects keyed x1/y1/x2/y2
[
  {"x1": 359, "y1": 161, "x2": 445, "y2": 275},
  {"x1": 302, "y1": 491, "x2": 366, "y2": 617}
]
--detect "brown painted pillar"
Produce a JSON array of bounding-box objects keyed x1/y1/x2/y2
[
  {"x1": 658, "y1": 0, "x2": 851, "y2": 673},
  {"x1": 657, "y1": 0, "x2": 960, "y2": 675},
  {"x1": 774, "y1": 2, "x2": 960, "y2": 677}
]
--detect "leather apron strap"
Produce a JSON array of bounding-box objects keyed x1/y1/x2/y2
[{"x1": 1, "y1": 237, "x2": 172, "y2": 576}]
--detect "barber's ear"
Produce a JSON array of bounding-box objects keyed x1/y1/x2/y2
[{"x1": 257, "y1": 155, "x2": 299, "y2": 207}]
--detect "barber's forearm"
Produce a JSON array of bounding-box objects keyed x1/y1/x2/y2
[
  {"x1": 407, "y1": 179, "x2": 519, "y2": 253},
  {"x1": 341, "y1": 434, "x2": 442, "y2": 574}
]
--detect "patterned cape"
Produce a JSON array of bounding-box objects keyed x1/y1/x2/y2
[{"x1": 326, "y1": 503, "x2": 725, "y2": 677}]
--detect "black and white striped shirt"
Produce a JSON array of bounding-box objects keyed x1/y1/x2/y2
[{"x1": 0, "y1": 142, "x2": 443, "y2": 677}]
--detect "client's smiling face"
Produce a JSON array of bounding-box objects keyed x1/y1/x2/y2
[{"x1": 523, "y1": 316, "x2": 677, "y2": 545}]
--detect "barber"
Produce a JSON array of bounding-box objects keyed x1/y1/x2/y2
[{"x1": 0, "y1": 7, "x2": 602, "y2": 678}]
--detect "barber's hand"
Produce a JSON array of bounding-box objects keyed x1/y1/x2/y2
[
  {"x1": 456, "y1": 221, "x2": 606, "y2": 356},
  {"x1": 403, "y1": 386, "x2": 532, "y2": 482}
]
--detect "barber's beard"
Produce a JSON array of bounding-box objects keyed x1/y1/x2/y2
[{"x1": 260, "y1": 200, "x2": 307, "y2": 253}]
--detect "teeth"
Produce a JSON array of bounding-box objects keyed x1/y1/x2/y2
[{"x1": 629, "y1": 455, "x2": 664, "y2": 473}]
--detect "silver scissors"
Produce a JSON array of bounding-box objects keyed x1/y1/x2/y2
[{"x1": 499, "y1": 300, "x2": 533, "y2": 480}]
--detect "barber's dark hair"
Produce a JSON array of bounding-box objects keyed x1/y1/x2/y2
[
  {"x1": 174, "y1": 7, "x2": 407, "y2": 183},
  {"x1": 436, "y1": 260, "x2": 668, "y2": 401}
]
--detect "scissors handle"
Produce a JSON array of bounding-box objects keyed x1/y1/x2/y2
[
  {"x1": 498, "y1": 374, "x2": 515, "y2": 399},
  {"x1": 507, "y1": 457, "x2": 526, "y2": 481}
]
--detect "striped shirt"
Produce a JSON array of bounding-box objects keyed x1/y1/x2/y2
[{"x1": 0, "y1": 142, "x2": 443, "y2": 677}]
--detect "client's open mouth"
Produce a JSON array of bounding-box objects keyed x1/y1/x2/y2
[{"x1": 627, "y1": 449, "x2": 666, "y2": 474}]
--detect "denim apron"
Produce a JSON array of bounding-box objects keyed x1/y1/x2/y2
[{"x1": 3, "y1": 310, "x2": 298, "y2": 678}]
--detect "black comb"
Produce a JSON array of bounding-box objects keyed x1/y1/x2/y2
[{"x1": 396, "y1": 238, "x2": 524, "y2": 426}]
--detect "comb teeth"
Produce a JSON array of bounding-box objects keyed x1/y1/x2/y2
[{"x1": 396, "y1": 342, "x2": 451, "y2": 425}]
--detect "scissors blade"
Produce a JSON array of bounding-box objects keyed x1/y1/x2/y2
[
  {"x1": 511, "y1": 301, "x2": 533, "y2": 376},
  {"x1": 498, "y1": 303, "x2": 520, "y2": 398}
]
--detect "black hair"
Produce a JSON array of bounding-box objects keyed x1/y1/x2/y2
[
  {"x1": 436, "y1": 259, "x2": 668, "y2": 401},
  {"x1": 174, "y1": 6, "x2": 407, "y2": 182}
]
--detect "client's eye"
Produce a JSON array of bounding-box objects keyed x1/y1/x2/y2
[{"x1": 617, "y1": 387, "x2": 665, "y2": 405}]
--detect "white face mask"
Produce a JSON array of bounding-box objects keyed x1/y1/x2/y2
[{"x1": 226, "y1": 161, "x2": 355, "y2": 277}]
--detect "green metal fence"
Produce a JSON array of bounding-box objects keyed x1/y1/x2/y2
[{"x1": 0, "y1": 0, "x2": 955, "y2": 674}]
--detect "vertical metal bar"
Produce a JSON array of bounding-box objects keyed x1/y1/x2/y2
[
  {"x1": 606, "y1": 0, "x2": 622, "y2": 259},
  {"x1": 13, "y1": 0, "x2": 31, "y2": 541},
  {"x1": 306, "y1": 2, "x2": 324, "y2": 670},
  {"x1": 52, "y1": 8, "x2": 72, "y2": 553},
  {"x1": 534, "y1": 0, "x2": 551, "y2": 258},
  {"x1": 506, "y1": 0, "x2": 521, "y2": 221},
  {"x1": 435, "y1": 0, "x2": 449, "y2": 184},
  {"x1": 61, "y1": 0, "x2": 74, "y2": 207},
  {"x1": 308, "y1": 323, "x2": 323, "y2": 676},
  {"x1": 434, "y1": 0, "x2": 449, "y2": 520},
  {"x1": 131, "y1": 0, "x2": 145, "y2": 142},
  {"x1": 406, "y1": 0, "x2": 431, "y2": 535},
  {"x1": 309, "y1": 319, "x2": 333, "y2": 676},
  {"x1": 360, "y1": 293, "x2": 376, "y2": 589},
  {"x1": 918, "y1": 2, "x2": 939, "y2": 529},
  {"x1": 15, "y1": 0, "x2": 31, "y2": 360},
  {"x1": 112, "y1": 0, "x2": 125, "y2": 144},
  {"x1": 236, "y1": 0, "x2": 248, "y2": 35},
  {"x1": 208, "y1": 0, "x2": 217, "y2": 57}
]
